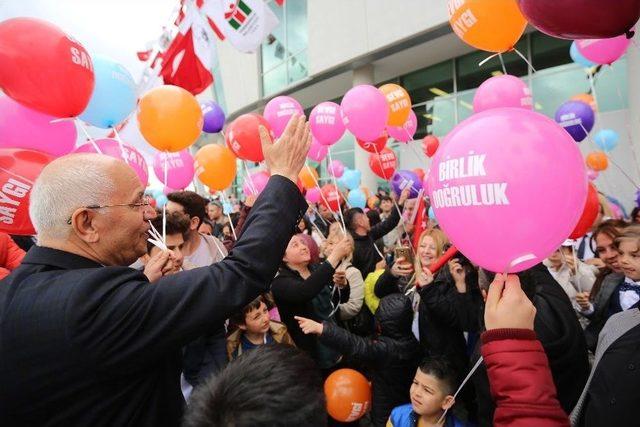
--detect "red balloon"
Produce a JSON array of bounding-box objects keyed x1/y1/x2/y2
[
  {"x1": 423, "y1": 135, "x2": 440, "y2": 158},
  {"x1": 225, "y1": 113, "x2": 272, "y2": 162},
  {"x1": 149, "y1": 198, "x2": 157, "y2": 208},
  {"x1": 0, "y1": 18, "x2": 94, "y2": 118},
  {"x1": 369, "y1": 148, "x2": 397, "y2": 179},
  {"x1": 356, "y1": 132, "x2": 388, "y2": 154},
  {"x1": 517, "y1": 0, "x2": 640, "y2": 39},
  {"x1": 0, "y1": 149, "x2": 54, "y2": 235},
  {"x1": 570, "y1": 183, "x2": 599, "y2": 239},
  {"x1": 321, "y1": 184, "x2": 343, "y2": 212},
  {"x1": 412, "y1": 168, "x2": 426, "y2": 182}
]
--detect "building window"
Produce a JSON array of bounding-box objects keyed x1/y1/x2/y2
[{"x1": 261, "y1": 0, "x2": 308, "y2": 96}]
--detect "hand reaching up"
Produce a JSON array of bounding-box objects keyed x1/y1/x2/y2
[
  {"x1": 485, "y1": 274, "x2": 536, "y2": 331},
  {"x1": 260, "y1": 114, "x2": 311, "y2": 184}
]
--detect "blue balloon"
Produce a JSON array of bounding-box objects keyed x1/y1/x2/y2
[
  {"x1": 223, "y1": 201, "x2": 233, "y2": 215},
  {"x1": 594, "y1": 129, "x2": 620, "y2": 152},
  {"x1": 347, "y1": 188, "x2": 367, "y2": 209},
  {"x1": 79, "y1": 55, "x2": 137, "y2": 128},
  {"x1": 570, "y1": 42, "x2": 596, "y2": 69},
  {"x1": 150, "y1": 188, "x2": 164, "y2": 198},
  {"x1": 156, "y1": 195, "x2": 168, "y2": 208},
  {"x1": 428, "y1": 206, "x2": 436, "y2": 220},
  {"x1": 341, "y1": 169, "x2": 362, "y2": 191}
]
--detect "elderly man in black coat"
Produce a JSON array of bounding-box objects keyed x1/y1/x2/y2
[{"x1": 0, "y1": 116, "x2": 311, "y2": 427}]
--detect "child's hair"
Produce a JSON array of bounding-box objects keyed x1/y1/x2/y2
[
  {"x1": 229, "y1": 295, "x2": 266, "y2": 327},
  {"x1": 615, "y1": 224, "x2": 640, "y2": 253},
  {"x1": 418, "y1": 357, "x2": 459, "y2": 397}
]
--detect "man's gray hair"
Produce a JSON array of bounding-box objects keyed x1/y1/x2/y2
[{"x1": 29, "y1": 154, "x2": 117, "y2": 240}]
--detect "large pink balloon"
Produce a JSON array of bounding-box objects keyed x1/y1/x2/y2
[
  {"x1": 0, "y1": 96, "x2": 77, "y2": 157},
  {"x1": 74, "y1": 138, "x2": 149, "y2": 186},
  {"x1": 153, "y1": 150, "x2": 195, "y2": 190},
  {"x1": 263, "y1": 96, "x2": 304, "y2": 138},
  {"x1": 310, "y1": 101, "x2": 346, "y2": 146},
  {"x1": 307, "y1": 137, "x2": 329, "y2": 162},
  {"x1": 473, "y1": 75, "x2": 533, "y2": 113},
  {"x1": 242, "y1": 171, "x2": 270, "y2": 197},
  {"x1": 341, "y1": 85, "x2": 389, "y2": 142},
  {"x1": 387, "y1": 110, "x2": 418, "y2": 143},
  {"x1": 576, "y1": 35, "x2": 631, "y2": 65},
  {"x1": 426, "y1": 108, "x2": 587, "y2": 273}
]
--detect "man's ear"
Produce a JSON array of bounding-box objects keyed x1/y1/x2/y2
[
  {"x1": 190, "y1": 216, "x2": 200, "y2": 231},
  {"x1": 70, "y1": 209, "x2": 100, "y2": 243}
]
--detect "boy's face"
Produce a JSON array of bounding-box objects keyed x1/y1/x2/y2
[
  {"x1": 149, "y1": 233, "x2": 185, "y2": 274},
  {"x1": 618, "y1": 239, "x2": 640, "y2": 281},
  {"x1": 380, "y1": 199, "x2": 393, "y2": 213},
  {"x1": 409, "y1": 369, "x2": 454, "y2": 417},
  {"x1": 240, "y1": 302, "x2": 271, "y2": 335}
]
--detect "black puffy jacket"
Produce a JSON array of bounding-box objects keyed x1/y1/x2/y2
[{"x1": 319, "y1": 293, "x2": 422, "y2": 427}]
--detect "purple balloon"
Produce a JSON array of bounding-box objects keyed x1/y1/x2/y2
[
  {"x1": 201, "y1": 101, "x2": 226, "y2": 133},
  {"x1": 555, "y1": 101, "x2": 595, "y2": 142},
  {"x1": 391, "y1": 170, "x2": 422, "y2": 199}
]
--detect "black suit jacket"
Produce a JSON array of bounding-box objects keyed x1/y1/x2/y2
[{"x1": 0, "y1": 176, "x2": 306, "y2": 427}]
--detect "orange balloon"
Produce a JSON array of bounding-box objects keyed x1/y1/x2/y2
[
  {"x1": 586, "y1": 151, "x2": 609, "y2": 171},
  {"x1": 379, "y1": 84, "x2": 412, "y2": 126},
  {"x1": 448, "y1": 0, "x2": 527, "y2": 53},
  {"x1": 325, "y1": 369, "x2": 371, "y2": 423},
  {"x1": 194, "y1": 144, "x2": 237, "y2": 191},
  {"x1": 571, "y1": 94, "x2": 598, "y2": 112},
  {"x1": 299, "y1": 165, "x2": 319, "y2": 190},
  {"x1": 138, "y1": 85, "x2": 203, "y2": 152}
]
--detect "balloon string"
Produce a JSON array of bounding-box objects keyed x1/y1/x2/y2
[
  {"x1": 326, "y1": 148, "x2": 347, "y2": 234},
  {"x1": 75, "y1": 118, "x2": 103, "y2": 154},
  {"x1": 608, "y1": 65, "x2": 640, "y2": 178},
  {"x1": 437, "y1": 356, "x2": 484, "y2": 425},
  {"x1": 112, "y1": 127, "x2": 129, "y2": 165},
  {"x1": 306, "y1": 162, "x2": 338, "y2": 225},
  {"x1": 163, "y1": 152, "x2": 168, "y2": 243},
  {"x1": 478, "y1": 52, "x2": 500, "y2": 68},
  {"x1": 219, "y1": 191, "x2": 237, "y2": 240},
  {"x1": 498, "y1": 53, "x2": 507, "y2": 75},
  {"x1": 242, "y1": 160, "x2": 258, "y2": 196},
  {"x1": 513, "y1": 48, "x2": 537, "y2": 73}
]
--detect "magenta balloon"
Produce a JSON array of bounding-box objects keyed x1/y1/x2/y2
[
  {"x1": 310, "y1": 101, "x2": 346, "y2": 146},
  {"x1": 341, "y1": 85, "x2": 389, "y2": 142},
  {"x1": 153, "y1": 150, "x2": 195, "y2": 190},
  {"x1": 74, "y1": 138, "x2": 149, "y2": 186},
  {"x1": 328, "y1": 159, "x2": 345, "y2": 178},
  {"x1": 0, "y1": 96, "x2": 77, "y2": 157},
  {"x1": 242, "y1": 171, "x2": 270, "y2": 197},
  {"x1": 517, "y1": 0, "x2": 640, "y2": 40},
  {"x1": 387, "y1": 110, "x2": 418, "y2": 143},
  {"x1": 263, "y1": 96, "x2": 304, "y2": 138},
  {"x1": 576, "y1": 35, "x2": 631, "y2": 65},
  {"x1": 473, "y1": 75, "x2": 533, "y2": 113},
  {"x1": 307, "y1": 137, "x2": 329, "y2": 162},
  {"x1": 426, "y1": 108, "x2": 587, "y2": 273},
  {"x1": 305, "y1": 187, "x2": 321, "y2": 204}
]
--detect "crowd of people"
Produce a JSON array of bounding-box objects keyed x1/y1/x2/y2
[{"x1": 1, "y1": 115, "x2": 639, "y2": 427}]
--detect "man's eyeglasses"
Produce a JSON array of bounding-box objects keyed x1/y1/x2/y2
[{"x1": 67, "y1": 198, "x2": 152, "y2": 225}]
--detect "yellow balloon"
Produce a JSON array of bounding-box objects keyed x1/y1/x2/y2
[{"x1": 195, "y1": 144, "x2": 237, "y2": 191}]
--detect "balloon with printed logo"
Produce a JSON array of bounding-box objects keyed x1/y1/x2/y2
[
  {"x1": 328, "y1": 160, "x2": 345, "y2": 178},
  {"x1": 473, "y1": 75, "x2": 533, "y2": 113},
  {"x1": 369, "y1": 148, "x2": 397, "y2": 179},
  {"x1": 576, "y1": 36, "x2": 631, "y2": 66},
  {"x1": 569, "y1": 183, "x2": 600, "y2": 239},
  {"x1": 448, "y1": 0, "x2": 527, "y2": 53},
  {"x1": 379, "y1": 83, "x2": 412, "y2": 126},
  {"x1": 426, "y1": 108, "x2": 587, "y2": 273},
  {"x1": 570, "y1": 42, "x2": 596, "y2": 68},
  {"x1": 299, "y1": 166, "x2": 319, "y2": 190},
  {"x1": 594, "y1": 129, "x2": 620, "y2": 152},
  {"x1": 194, "y1": 144, "x2": 237, "y2": 191},
  {"x1": 79, "y1": 55, "x2": 136, "y2": 128},
  {"x1": 347, "y1": 188, "x2": 367, "y2": 209},
  {"x1": 310, "y1": 101, "x2": 346, "y2": 146},
  {"x1": 201, "y1": 100, "x2": 226, "y2": 133},
  {"x1": 571, "y1": 93, "x2": 598, "y2": 112},
  {"x1": 516, "y1": 0, "x2": 640, "y2": 39},
  {"x1": 341, "y1": 85, "x2": 389, "y2": 142},
  {"x1": 0, "y1": 97, "x2": 77, "y2": 157},
  {"x1": 242, "y1": 171, "x2": 270, "y2": 197},
  {"x1": 325, "y1": 369, "x2": 371, "y2": 423},
  {"x1": 321, "y1": 184, "x2": 343, "y2": 213},
  {"x1": 153, "y1": 150, "x2": 195, "y2": 190},
  {"x1": 391, "y1": 170, "x2": 423, "y2": 199},
  {"x1": 423, "y1": 135, "x2": 440, "y2": 158},
  {"x1": 138, "y1": 85, "x2": 203, "y2": 152},
  {"x1": 0, "y1": 18, "x2": 95, "y2": 117},
  {"x1": 307, "y1": 138, "x2": 329, "y2": 162},
  {"x1": 74, "y1": 139, "x2": 149, "y2": 186},
  {"x1": 586, "y1": 151, "x2": 609, "y2": 171},
  {"x1": 0, "y1": 149, "x2": 54, "y2": 235},
  {"x1": 555, "y1": 101, "x2": 594, "y2": 142},
  {"x1": 340, "y1": 169, "x2": 362, "y2": 191},
  {"x1": 387, "y1": 110, "x2": 418, "y2": 143},
  {"x1": 225, "y1": 113, "x2": 272, "y2": 162},
  {"x1": 357, "y1": 132, "x2": 389, "y2": 154},
  {"x1": 305, "y1": 187, "x2": 321, "y2": 204},
  {"x1": 263, "y1": 96, "x2": 304, "y2": 138}
]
